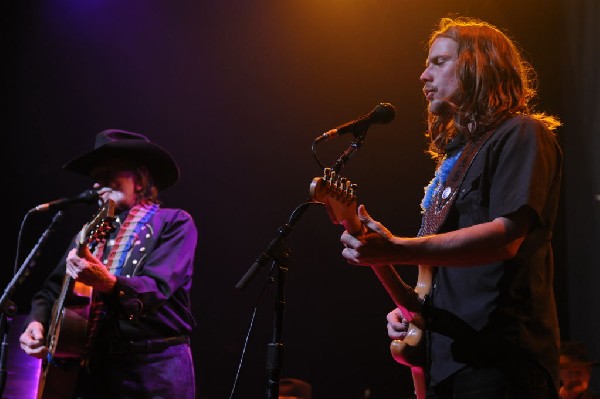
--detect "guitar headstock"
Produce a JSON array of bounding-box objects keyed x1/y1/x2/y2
[
  {"x1": 77, "y1": 199, "x2": 117, "y2": 251},
  {"x1": 309, "y1": 168, "x2": 362, "y2": 235}
]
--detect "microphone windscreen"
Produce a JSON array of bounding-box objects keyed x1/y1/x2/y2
[
  {"x1": 77, "y1": 189, "x2": 100, "y2": 203},
  {"x1": 372, "y1": 103, "x2": 396, "y2": 124}
]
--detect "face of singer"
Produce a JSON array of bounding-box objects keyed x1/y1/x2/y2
[
  {"x1": 91, "y1": 160, "x2": 142, "y2": 210},
  {"x1": 420, "y1": 36, "x2": 460, "y2": 115}
]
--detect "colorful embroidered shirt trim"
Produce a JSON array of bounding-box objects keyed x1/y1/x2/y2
[{"x1": 105, "y1": 203, "x2": 158, "y2": 276}]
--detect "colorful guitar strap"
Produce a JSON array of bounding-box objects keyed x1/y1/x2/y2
[
  {"x1": 419, "y1": 128, "x2": 497, "y2": 237},
  {"x1": 93, "y1": 202, "x2": 158, "y2": 276}
]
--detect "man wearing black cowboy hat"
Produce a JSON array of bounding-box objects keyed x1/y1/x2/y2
[{"x1": 19, "y1": 129, "x2": 198, "y2": 399}]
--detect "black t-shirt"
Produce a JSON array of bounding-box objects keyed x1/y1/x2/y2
[{"x1": 426, "y1": 115, "x2": 563, "y2": 389}]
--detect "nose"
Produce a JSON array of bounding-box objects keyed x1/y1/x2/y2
[{"x1": 420, "y1": 66, "x2": 431, "y2": 83}]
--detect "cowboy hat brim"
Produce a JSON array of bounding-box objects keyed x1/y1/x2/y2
[{"x1": 63, "y1": 140, "x2": 179, "y2": 190}]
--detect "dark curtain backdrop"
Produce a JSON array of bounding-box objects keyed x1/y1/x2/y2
[
  {"x1": 5, "y1": 1, "x2": 598, "y2": 398},
  {"x1": 560, "y1": 0, "x2": 600, "y2": 394}
]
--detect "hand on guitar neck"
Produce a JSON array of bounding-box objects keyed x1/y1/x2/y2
[
  {"x1": 340, "y1": 204, "x2": 412, "y2": 267},
  {"x1": 65, "y1": 245, "x2": 117, "y2": 294},
  {"x1": 309, "y1": 171, "x2": 427, "y2": 321}
]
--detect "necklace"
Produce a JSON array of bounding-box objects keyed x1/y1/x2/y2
[{"x1": 420, "y1": 149, "x2": 463, "y2": 213}]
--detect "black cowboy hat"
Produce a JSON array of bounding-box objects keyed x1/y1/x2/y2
[
  {"x1": 63, "y1": 129, "x2": 179, "y2": 190},
  {"x1": 560, "y1": 341, "x2": 600, "y2": 368}
]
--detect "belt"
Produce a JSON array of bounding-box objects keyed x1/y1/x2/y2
[{"x1": 108, "y1": 335, "x2": 190, "y2": 354}]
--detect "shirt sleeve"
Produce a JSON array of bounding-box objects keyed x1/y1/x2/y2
[{"x1": 488, "y1": 116, "x2": 561, "y2": 226}]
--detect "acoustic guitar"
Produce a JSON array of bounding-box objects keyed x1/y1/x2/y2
[
  {"x1": 309, "y1": 168, "x2": 430, "y2": 399},
  {"x1": 37, "y1": 199, "x2": 116, "y2": 399}
]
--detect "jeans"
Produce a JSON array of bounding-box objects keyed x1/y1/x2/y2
[{"x1": 76, "y1": 343, "x2": 195, "y2": 399}]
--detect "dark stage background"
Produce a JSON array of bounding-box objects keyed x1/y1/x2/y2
[{"x1": 5, "y1": 1, "x2": 599, "y2": 398}]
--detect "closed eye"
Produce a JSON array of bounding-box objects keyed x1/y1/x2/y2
[{"x1": 429, "y1": 56, "x2": 447, "y2": 66}]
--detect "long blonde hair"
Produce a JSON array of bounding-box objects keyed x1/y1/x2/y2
[{"x1": 426, "y1": 17, "x2": 560, "y2": 160}]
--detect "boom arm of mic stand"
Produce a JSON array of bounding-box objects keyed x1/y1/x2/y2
[
  {"x1": 0, "y1": 211, "x2": 64, "y2": 314},
  {"x1": 235, "y1": 202, "x2": 315, "y2": 291},
  {"x1": 0, "y1": 210, "x2": 63, "y2": 398},
  {"x1": 234, "y1": 224, "x2": 292, "y2": 291}
]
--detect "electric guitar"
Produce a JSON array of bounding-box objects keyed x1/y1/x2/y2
[
  {"x1": 37, "y1": 199, "x2": 116, "y2": 399},
  {"x1": 309, "y1": 168, "x2": 430, "y2": 399}
]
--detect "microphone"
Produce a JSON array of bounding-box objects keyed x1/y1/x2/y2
[
  {"x1": 315, "y1": 102, "x2": 396, "y2": 143},
  {"x1": 31, "y1": 189, "x2": 100, "y2": 212}
]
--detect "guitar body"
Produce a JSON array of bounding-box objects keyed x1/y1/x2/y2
[
  {"x1": 49, "y1": 280, "x2": 93, "y2": 358},
  {"x1": 309, "y1": 170, "x2": 427, "y2": 399},
  {"x1": 37, "y1": 200, "x2": 115, "y2": 399},
  {"x1": 389, "y1": 264, "x2": 432, "y2": 367},
  {"x1": 37, "y1": 356, "x2": 81, "y2": 399}
]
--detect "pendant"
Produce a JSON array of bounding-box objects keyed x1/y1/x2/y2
[{"x1": 441, "y1": 187, "x2": 452, "y2": 199}]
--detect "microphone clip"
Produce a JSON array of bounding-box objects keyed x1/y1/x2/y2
[{"x1": 330, "y1": 134, "x2": 367, "y2": 173}]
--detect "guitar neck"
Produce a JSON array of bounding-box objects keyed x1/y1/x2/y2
[
  {"x1": 370, "y1": 265, "x2": 422, "y2": 323},
  {"x1": 46, "y1": 274, "x2": 73, "y2": 340},
  {"x1": 309, "y1": 172, "x2": 427, "y2": 398},
  {"x1": 342, "y1": 208, "x2": 422, "y2": 321}
]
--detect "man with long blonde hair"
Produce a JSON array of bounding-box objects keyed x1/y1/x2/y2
[{"x1": 340, "y1": 17, "x2": 562, "y2": 398}]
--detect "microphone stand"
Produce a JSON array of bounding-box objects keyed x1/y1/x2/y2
[
  {"x1": 234, "y1": 133, "x2": 368, "y2": 398},
  {"x1": 0, "y1": 211, "x2": 63, "y2": 396},
  {"x1": 235, "y1": 201, "x2": 315, "y2": 399}
]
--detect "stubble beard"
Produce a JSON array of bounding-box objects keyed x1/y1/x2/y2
[{"x1": 428, "y1": 99, "x2": 455, "y2": 116}]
